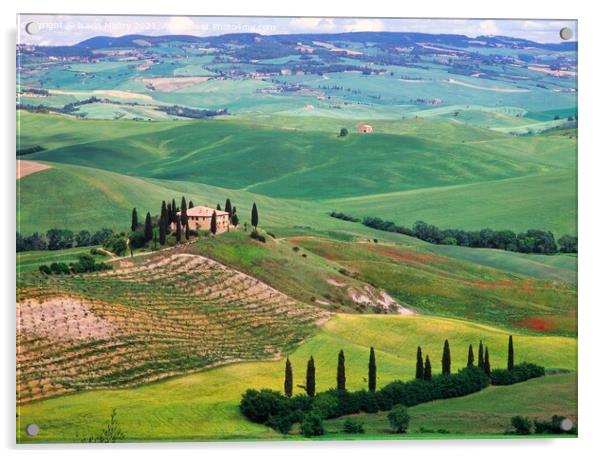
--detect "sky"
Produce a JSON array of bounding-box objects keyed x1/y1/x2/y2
[{"x1": 17, "y1": 15, "x2": 577, "y2": 46}]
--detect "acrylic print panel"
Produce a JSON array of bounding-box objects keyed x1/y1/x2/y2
[{"x1": 16, "y1": 14, "x2": 577, "y2": 443}]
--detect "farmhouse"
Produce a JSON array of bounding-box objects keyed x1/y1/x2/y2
[
  {"x1": 175, "y1": 206, "x2": 230, "y2": 234},
  {"x1": 358, "y1": 124, "x2": 374, "y2": 133}
]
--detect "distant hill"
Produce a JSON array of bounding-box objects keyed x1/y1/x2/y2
[{"x1": 70, "y1": 31, "x2": 577, "y2": 52}]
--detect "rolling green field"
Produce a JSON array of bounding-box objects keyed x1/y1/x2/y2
[
  {"x1": 326, "y1": 171, "x2": 577, "y2": 236},
  {"x1": 17, "y1": 314, "x2": 576, "y2": 442},
  {"x1": 324, "y1": 372, "x2": 577, "y2": 438},
  {"x1": 18, "y1": 110, "x2": 576, "y2": 236}
]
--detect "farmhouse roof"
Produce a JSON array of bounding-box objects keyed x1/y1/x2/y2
[{"x1": 178, "y1": 206, "x2": 229, "y2": 217}]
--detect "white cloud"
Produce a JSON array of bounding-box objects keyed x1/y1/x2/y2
[
  {"x1": 478, "y1": 20, "x2": 499, "y2": 35},
  {"x1": 166, "y1": 16, "x2": 197, "y2": 34},
  {"x1": 343, "y1": 19, "x2": 385, "y2": 32},
  {"x1": 288, "y1": 17, "x2": 337, "y2": 31}
]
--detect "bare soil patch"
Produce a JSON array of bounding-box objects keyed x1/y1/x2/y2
[
  {"x1": 18, "y1": 296, "x2": 117, "y2": 341},
  {"x1": 143, "y1": 76, "x2": 209, "y2": 92},
  {"x1": 17, "y1": 160, "x2": 51, "y2": 180}
]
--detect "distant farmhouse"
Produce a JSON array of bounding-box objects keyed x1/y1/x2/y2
[
  {"x1": 358, "y1": 124, "x2": 373, "y2": 133},
  {"x1": 174, "y1": 206, "x2": 230, "y2": 234}
]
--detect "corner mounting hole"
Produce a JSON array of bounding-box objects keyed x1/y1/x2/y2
[
  {"x1": 26, "y1": 423, "x2": 40, "y2": 436},
  {"x1": 559, "y1": 27, "x2": 573, "y2": 40}
]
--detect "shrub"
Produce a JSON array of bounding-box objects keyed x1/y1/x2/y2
[
  {"x1": 49, "y1": 262, "x2": 70, "y2": 275},
  {"x1": 38, "y1": 265, "x2": 51, "y2": 275},
  {"x1": 510, "y1": 416, "x2": 532, "y2": 435},
  {"x1": 266, "y1": 413, "x2": 295, "y2": 434},
  {"x1": 71, "y1": 254, "x2": 113, "y2": 274},
  {"x1": 342, "y1": 418, "x2": 364, "y2": 434},
  {"x1": 490, "y1": 363, "x2": 545, "y2": 386},
  {"x1": 534, "y1": 415, "x2": 577, "y2": 434},
  {"x1": 250, "y1": 230, "x2": 266, "y2": 243},
  {"x1": 266, "y1": 231, "x2": 276, "y2": 239},
  {"x1": 128, "y1": 230, "x2": 147, "y2": 249},
  {"x1": 388, "y1": 405, "x2": 410, "y2": 433},
  {"x1": 312, "y1": 392, "x2": 339, "y2": 419},
  {"x1": 104, "y1": 234, "x2": 128, "y2": 256},
  {"x1": 354, "y1": 389, "x2": 380, "y2": 413},
  {"x1": 239, "y1": 389, "x2": 287, "y2": 424},
  {"x1": 300, "y1": 413, "x2": 325, "y2": 437},
  {"x1": 90, "y1": 248, "x2": 101, "y2": 255}
]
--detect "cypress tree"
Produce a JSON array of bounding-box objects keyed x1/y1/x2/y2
[
  {"x1": 231, "y1": 211, "x2": 239, "y2": 227},
  {"x1": 171, "y1": 199, "x2": 177, "y2": 223},
  {"x1": 180, "y1": 197, "x2": 188, "y2": 228},
  {"x1": 484, "y1": 347, "x2": 491, "y2": 377},
  {"x1": 306, "y1": 356, "x2": 316, "y2": 397},
  {"x1": 337, "y1": 350, "x2": 346, "y2": 391},
  {"x1": 467, "y1": 344, "x2": 475, "y2": 367},
  {"x1": 442, "y1": 339, "x2": 451, "y2": 375},
  {"x1": 131, "y1": 208, "x2": 138, "y2": 232},
  {"x1": 166, "y1": 203, "x2": 172, "y2": 233},
  {"x1": 368, "y1": 347, "x2": 376, "y2": 392},
  {"x1": 160, "y1": 201, "x2": 168, "y2": 237},
  {"x1": 144, "y1": 212, "x2": 153, "y2": 242},
  {"x1": 478, "y1": 340, "x2": 484, "y2": 370},
  {"x1": 210, "y1": 211, "x2": 217, "y2": 235},
  {"x1": 424, "y1": 355, "x2": 432, "y2": 381},
  {"x1": 507, "y1": 335, "x2": 514, "y2": 371},
  {"x1": 284, "y1": 357, "x2": 293, "y2": 397},
  {"x1": 251, "y1": 203, "x2": 259, "y2": 229},
  {"x1": 185, "y1": 222, "x2": 190, "y2": 240},
  {"x1": 217, "y1": 203, "x2": 222, "y2": 211},
  {"x1": 415, "y1": 346, "x2": 424, "y2": 379},
  {"x1": 189, "y1": 200, "x2": 194, "y2": 209},
  {"x1": 225, "y1": 198, "x2": 233, "y2": 218},
  {"x1": 159, "y1": 213, "x2": 166, "y2": 245},
  {"x1": 175, "y1": 217, "x2": 182, "y2": 242}
]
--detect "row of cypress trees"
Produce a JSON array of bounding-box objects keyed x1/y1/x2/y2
[{"x1": 283, "y1": 336, "x2": 515, "y2": 397}]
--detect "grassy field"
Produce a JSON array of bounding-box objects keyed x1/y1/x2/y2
[
  {"x1": 324, "y1": 372, "x2": 577, "y2": 438},
  {"x1": 16, "y1": 246, "x2": 109, "y2": 274},
  {"x1": 293, "y1": 237, "x2": 577, "y2": 335},
  {"x1": 17, "y1": 314, "x2": 576, "y2": 443},
  {"x1": 20, "y1": 112, "x2": 574, "y2": 199},
  {"x1": 326, "y1": 171, "x2": 577, "y2": 236},
  {"x1": 17, "y1": 111, "x2": 576, "y2": 237}
]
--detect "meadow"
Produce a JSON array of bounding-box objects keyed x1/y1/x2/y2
[
  {"x1": 17, "y1": 314, "x2": 576, "y2": 442},
  {"x1": 323, "y1": 372, "x2": 577, "y2": 438},
  {"x1": 18, "y1": 111, "x2": 576, "y2": 236}
]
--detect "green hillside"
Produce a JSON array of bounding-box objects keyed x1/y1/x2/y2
[
  {"x1": 21, "y1": 112, "x2": 575, "y2": 201},
  {"x1": 326, "y1": 171, "x2": 577, "y2": 236},
  {"x1": 324, "y1": 372, "x2": 577, "y2": 437},
  {"x1": 17, "y1": 314, "x2": 576, "y2": 443}
]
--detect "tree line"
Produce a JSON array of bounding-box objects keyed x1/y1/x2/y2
[
  {"x1": 329, "y1": 212, "x2": 577, "y2": 254},
  {"x1": 17, "y1": 228, "x2": 114, "y2": 252},
  {"x1": 240, "y1": 335, "x2": 544, "y2": 436}
]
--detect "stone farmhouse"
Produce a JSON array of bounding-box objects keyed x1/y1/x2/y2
[{"x1": 174, "y1": 206, "x2": 230, "y2": 234}]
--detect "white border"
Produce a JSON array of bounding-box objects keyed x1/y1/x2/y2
[{"x1": 3, "y1": 1, "x2": 600, "y2": 457}]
